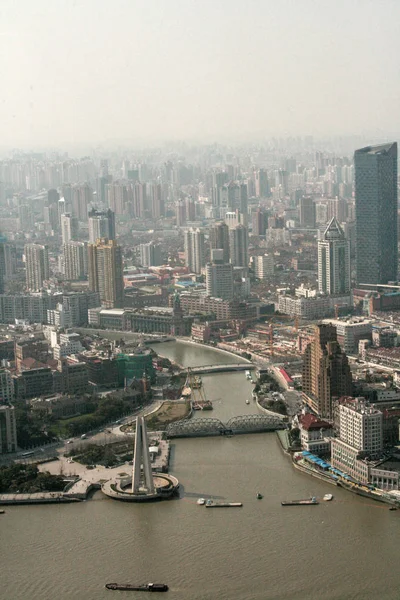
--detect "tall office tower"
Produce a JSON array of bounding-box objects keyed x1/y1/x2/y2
[
  {"x1": 149, "y1": 182, "x2": 164, "y2": 218},
  {"x1": 139, "y1": 242, "x2": 162, "y2": 267},
  {"x1": 275, "y1": 169, "x2": 289, "y2": 195},
  {"x1": 63, "y1": 242, "x2": 88, "y2": 281},
  {"x1": 44, "y1": 202, "x2": 59, "y2": 232},
  {"x1": 25, "y1": 243, "x2": 49, "y2": 291},
  {"x1": 318, "y1": 218, "x2": 350, "y2": 295},
  {"x1": 302, "y1": 324, "x2": 353, "y2": 419},
  {"x1": 327, "y1": 197, "x2": 348, "y2": 223},
  {"x1": 88, "y1": 208, "x2": 115, "y2": 243},
  {"x1": 355, "y1": 142, "x2": 398, "y2": 285},
  {"x1": 133, "y1": 182, "x2": 147, "y2": 218},
  {"x1": 252, "y1": 208, "x2": 267, "y2": 236},
  {"x1": 299, "y1": 196, "x2": 316, "y2": 228},
  {"x1": 210, "y1": 221, "x2": 230, "y2": 263},
  {"x1": 184, "y1": 229, "x2": 205, "y2": 274},
  {"x1": 88, "y1": 238, "x2": 124, "y2": 308},
  {"x1": 61, "y1": 213, "x2": 79, "y2": 244},
  {"x1": 254, "y1": 168, "x2": 269, "y2": 198},
  {"x1": 205, "y1": 249, "x2": 234, "y2": 300},
  {"x1": 229, "y1": 224, "x2": 249, "y2": 267},
  {"x1": 0, "y1": 401, "x2": 17, "y2": 454},
  {"x1": 253, "y1": 254, "x2": 274, "y2": 280},
  {"x1": 71, "y1": 183, "x2": 93, "y2": 221}
]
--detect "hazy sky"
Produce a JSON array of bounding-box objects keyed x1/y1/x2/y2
[{"x1": 1, "y1": 0, "x2": 399, "y2": 148}]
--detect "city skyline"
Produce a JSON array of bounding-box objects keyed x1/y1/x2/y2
[{"x1": 1, "y1": 1, "x2": 400, "y2": 149}]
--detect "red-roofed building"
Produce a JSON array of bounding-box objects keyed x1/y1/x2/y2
[{"x1": 298, "y1": 413, "x2": 334, "y2": 455}]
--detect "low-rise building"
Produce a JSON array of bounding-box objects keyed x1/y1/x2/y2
[
  {"x1": 298, "y1": 413, "x2": 334, "y2": 455},
  {"x1": 322, "y1": 318, "x2": 373, "y2": 355}
]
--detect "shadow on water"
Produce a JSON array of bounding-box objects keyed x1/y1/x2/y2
[{"x1": 178, "y1": 485, "x2": 224, "y2": 500}]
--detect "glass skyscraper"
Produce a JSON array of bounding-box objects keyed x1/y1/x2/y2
[{"x1": 355, "y1": 142, "x2": 398, "y2": 285}]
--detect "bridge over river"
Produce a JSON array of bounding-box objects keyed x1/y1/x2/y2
[
  {"x1": 188, "y1": 363, "x2": 251, "y2": 375},
  {"x1": 166, "y1": 414, "x2": 286, "y2": 438}
]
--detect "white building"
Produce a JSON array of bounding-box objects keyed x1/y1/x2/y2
[
  {"x1": 184, "y1": 229, "x2": 205, "y2": 274},
  {"x1": 253, "y1": 254, "x2": 274, "y2": 280},
  {"x1": 60, "y1": 213, "x2": 78, "y2": 245},
  {"x1": 318, "y1": 217, "x2": 350, "y2": 295},
  {"x1": 0, "y1": 403, "x2": 17, "y2": 453},
  {"x1": 278, "y1": 293, "x2": 331, "y2": 320},
  {"x1": 205, "y1": 250, "x2": 233, "y2": 300},
  {"x1": 331, "y1": 400, "x2": 384, "y2": 483},
  {"x1": 53, "y1": 332, "x2": 83, "y2": 360}
]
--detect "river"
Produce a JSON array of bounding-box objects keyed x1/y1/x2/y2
[{"x1": 2, "y1": 340, "x2": 400, "y2": 600}]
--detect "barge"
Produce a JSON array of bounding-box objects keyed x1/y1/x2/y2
[
  {"x1": 106, "y1": 583, "x2": 168, "y2": 592},
  {"x1": 205, "y1": 501, "x2": 242, "y2": 508},
  {"x1": 281, "y1": 497, "x2": 318, "y2": 506}
]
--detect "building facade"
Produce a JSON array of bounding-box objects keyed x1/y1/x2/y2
[
  {"x1": 88, "y1": 238, "x2": 124, "y2": 308},
  {"x1": 318, "y1": 217, "x2": 350, "y2": 295},
  {"x1": 355, "y1": 142, "x2": 398, "y2": 285},
  {"x1": 25, "y1": 244, "x2": 49, "y2": 291}
]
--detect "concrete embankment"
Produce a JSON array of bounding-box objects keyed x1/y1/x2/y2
[{"x1": 0, "y1": 492, "x2": 82, "y2": 505}]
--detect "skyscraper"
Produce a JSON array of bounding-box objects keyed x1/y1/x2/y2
[
  {"x1": 25, "y1": 244, "x2": 49, "y2": 291},
  {"x1": 302, "y1": 324, "x2": 353, "y2": 419},
  {"x1": 184, "y1": 229, "x2": 205, "y2": 273},
  {"x1": 229, "y1": 224, "x2": 248, "y2": 267},
  {"x1": 88, "y1": 238, "x2": 124, "y2": 308},
  {"x1": 63, "y1": 242, "x2": 88, "y2": 281},
  {"x1": 210, "y1": 221, "x2": 230, "y2": 263},
  {"x1": 355, "y1": 142, "x2": 398, "y2": 285},
  {"x1": 318, "y1": 217, "x2": 350, "y2": 295},
  {"x1": 61, "y1": 213, "x2": 79, "y2": 245},
  {"x1": 88, "y1": 208, "x2": 115, "y2": 243},
  {"x1": 205, "y1": 249, "x2": 234, "y2": 300},
  {"x1": 139, "y1": 242, "x2": 162, "y2": 267}
]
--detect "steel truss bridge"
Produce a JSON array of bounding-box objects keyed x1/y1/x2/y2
[{"x1": 166, "y1": 414, "x2": 286, "y2": 438}]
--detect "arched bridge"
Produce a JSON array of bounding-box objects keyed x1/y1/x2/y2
[
  {"x1": 189, "y1": 363, "x2": 251, "y2": 375},
  {"x1": 166, "y1": 414, "x2": 286, "y2": 438}
]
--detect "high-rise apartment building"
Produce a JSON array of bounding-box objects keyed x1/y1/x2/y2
[
  {"x1": 71, "y1": 183, "x2": 93, "y2": 221},
  {"x1": 88, "y1": 238, "x2": 124, "y2": 308},
  {"x1": 25, "y1": 244, "x2": 49, "y2": 291},
  {"x1": 184, "y1": 229, "x2": 205, "y2": 274},
  {"x1": 205, "y1": 249, "x2": 234, "y2": 300},
  {"x1": 355, "y1": 142, "x2": 398, "y2": 285},
  {"x1": 252, "y1": 208, "x2": 267, "y2": 237},
  {"x1": 0, "y1": 242, "x2": 16, "y2": 294},
  {"x1": 0, "y1": 401, "x2": 17, "y2": 453},
  {"x1": 210, "y1": 221, "x2": 230, "y2": 263},
  {"x1": 318, "y1": 217, "x2": 350, "y2": 295},
  {"x1": 63, "y1": 242, "x2": 88, "y2": 281},
  {"x1": 61, "y1": 213, "x2": 79, "y2": 244},
  {"x1": 88, "y1": 208, "x2": 115, "y2": 243},
  {"x1": 139, "y1": 242, "x2": 162, "y2": 267},
  {"x1": 302, "y1": 324, "x2": 353, "y2": 419},
  {"x1": 229, "y1": 224, "x2": 249, "y2": 267}
]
